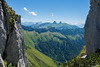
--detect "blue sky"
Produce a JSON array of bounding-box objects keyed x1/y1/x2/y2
[{"x1": 6, "y1": 0, "x2": 90, "y2": 27}]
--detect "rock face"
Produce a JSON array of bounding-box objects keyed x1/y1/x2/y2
[
  {"x1": 0, "y1": 0, "x2": 29, "y2": 67},
  {"x1": 0, "y1": 54, "x2": 5, "y2": 67},
  {"x1": 85, "y1": 0, "x2": 100, "y2": 55}
]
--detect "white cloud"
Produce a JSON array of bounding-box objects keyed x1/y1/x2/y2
[
  {"x1": 29, "y1": 12, "x2": 37, "y2": 16},
  {"x1": 23, "y1": 7, "x2": 37, "y2": 16},
  {"x1": 51, "y1": 13, "x2": 54, "y2": 17},
  {"x1": 23, "y1": 7, "x2": 28, "y2": 11}
]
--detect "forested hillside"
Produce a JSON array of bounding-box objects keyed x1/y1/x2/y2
[{"x1": 23, "y1": 25, "x2": 85, "y2": 62}]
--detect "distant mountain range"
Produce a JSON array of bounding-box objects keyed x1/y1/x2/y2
[{"x1": 22, "y1": 21, "x2": 79, "y2": 29}]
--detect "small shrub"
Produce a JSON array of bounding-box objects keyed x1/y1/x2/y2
[
  {"x1": 16, "y1": 15, "x2": 19, "y2": 18},
  {"x1": 8, "y1": 63, "x2": 12, "y2": 67},
  {"x1": 4, "y1": 60, "x2": 7, "y2": 66}
]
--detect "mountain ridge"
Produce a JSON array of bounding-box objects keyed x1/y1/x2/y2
[{"x1": 22, "y1": 21, "x2": 79, "y2": 29}]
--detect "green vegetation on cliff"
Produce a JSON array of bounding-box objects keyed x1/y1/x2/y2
[
  {"x1": 77, "y1": 46, "x2": 86, "y2": 58},
  {"x1": 68, "y1": 46, "x2": 100, "y2": 67},
  {"x1": 8, "y1": 6, "x2": 16, "y2": 31},
  {"x1": 8, "y1": 5, "x2": 20, "y2": 32}
]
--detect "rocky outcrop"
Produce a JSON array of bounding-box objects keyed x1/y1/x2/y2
[
  {"x1": 0, "y1": 0, "x2": 28, "y2": 67},
  {"x1": 85, "y1": 0, "x2": 100, "y2": 55}
]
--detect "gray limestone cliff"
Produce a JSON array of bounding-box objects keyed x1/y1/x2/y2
[
  {"x1": 0, "y1": 0, "x2": 29, "y2": 67},
  {"x1": 85, "y1": 0, "x2": 100, "y2": 55}
]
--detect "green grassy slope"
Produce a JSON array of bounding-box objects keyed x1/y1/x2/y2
[
  {"x1": 26, "y1": 46, "x2": 60, "y2": 67},
  {"x1": 23, "y1": 30, "x2": 35, "y2": 47}
]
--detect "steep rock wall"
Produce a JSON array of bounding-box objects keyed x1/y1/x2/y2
[
  {"x1": 0, "y1": 0, "x2": 28, "y2": 67},
  {"x1": 85, "y1": 0, "x2": 100, "y2": 55}
]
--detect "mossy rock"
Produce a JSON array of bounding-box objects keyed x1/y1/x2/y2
[{"x1": 8, "y1": 6, "x2": 16, "y2": 32}]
